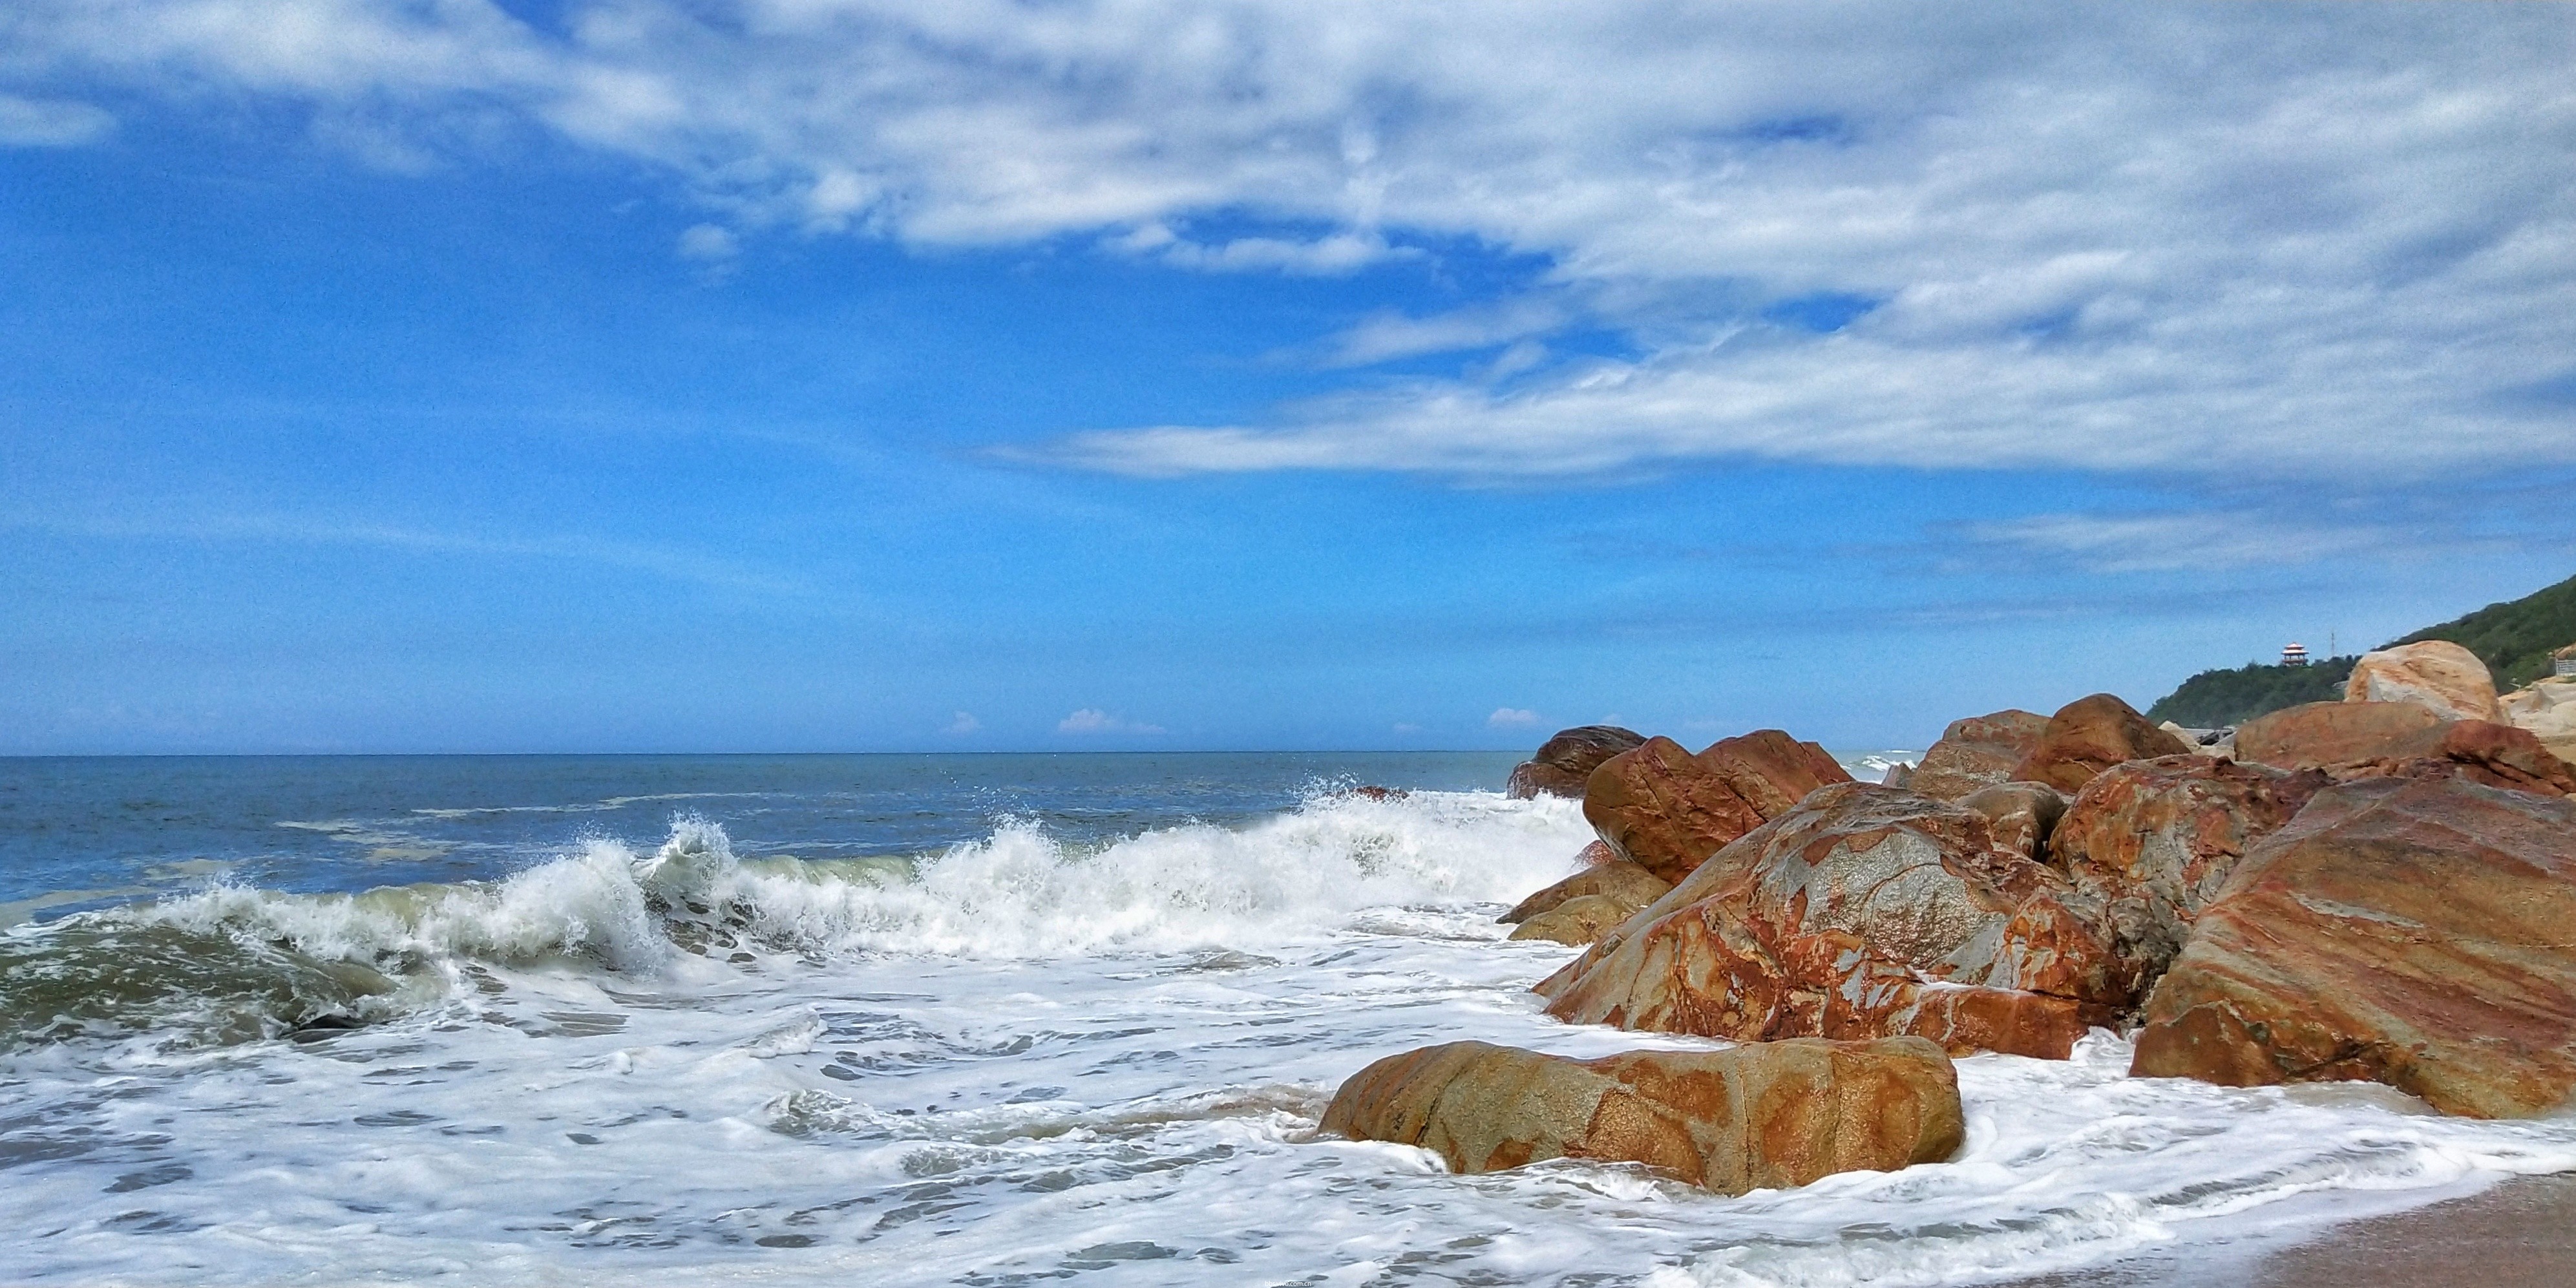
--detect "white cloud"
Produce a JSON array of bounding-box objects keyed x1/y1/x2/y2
[
  {"x1": 0, "y1": 93, "x2": 114, "y2": 147},
  {"x1": 676, "y1": 222, "x2": 738, "y2": 261},
  {"x1": 944, "y1": 711, "x2": 980, "y2": 735},
  {"x1": 12, "y1": 2, "x2": 2576, "y2": 480},
  {"x1": 1487, "y1": 707, "x2": 1539, "y2": 728},
  {"x1": 1057, "y1": 707, "x2": 1165, "y2": 735}
]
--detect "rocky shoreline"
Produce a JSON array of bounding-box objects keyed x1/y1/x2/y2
[{"x1": 1319, "y1": 639, "x2": 2576, "y2": 1212}]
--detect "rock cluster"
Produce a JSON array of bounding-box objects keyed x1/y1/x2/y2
[
  {"x1": 1320, "y1": 1037, "x2": 1963, "y2": 1194},
  {"x1": 1583, "y1": 730, "x2": 1850, "y2": 884}
]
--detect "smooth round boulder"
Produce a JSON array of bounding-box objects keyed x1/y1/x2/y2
[
  {"x1": 1909, "y1": 710, "x2": 2050, "y2": 802},
  {"x1": 1319, "y1": 1037, "x2": 1963, "y2": 1194},
  {"x1": 1956, "y1": 781, "x2": 2066, "y2": 867},
  {"x1": 1506, "y1": 726, "x2": 1647, "y2": 799},
  {"x1": 2344, "y1": 640, "x2": 2501, "y2": 721},
  {"x1": 2009, "y1": 694, "x2": 2192, "y2": 796},
  {"x1": 1499, "y1": 858, "x2": 1671, "y2": 924}
]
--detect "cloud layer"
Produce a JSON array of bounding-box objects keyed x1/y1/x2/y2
[{"x1": 11, "y1": 1, "x2": 2573, "y2": 479}]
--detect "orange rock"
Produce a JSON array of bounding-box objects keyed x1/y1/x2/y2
[
  {"x1": 1581, "y1": 732, "x2": 1850, "y2": 884},
  {"x1": 1958, "y1": 782, "x2": 2066, "y2": 867},
  {"x1": 2236, "y1": 702, "x2": 2573, "y2": 797},
  {"x1": 2052, "y1": 756, "x2": 2327, "y2": 1006},
  {"x1": 1910, "y1": 710, "x2": 2051, "y2": 801},
  {"x1": 1506, "y1": 726, "x2": 1647, "y2": 799},
  {"x1": 1498, "y1": 859, "x2": 1670, "y2": 925},
  {"x1": 2009, "y1": 694, "x2": 2191, "y2": 795},
  {"x1": 2344, "y1": 640, "x2": 2501, "y2": 721},
  {"x1": 1540, "y1": 783, "x2": 2122, "y2": 1059},
  {"x1": 1318, "y1": 1037, "x2": 1963, "y2": 1194},
  {"x1": 2131, "y1": 776, "x2": 2576, "y2": 1117},
  {"x1": 1508, "y1": 894, "x2": 1640, "y2": 945}
]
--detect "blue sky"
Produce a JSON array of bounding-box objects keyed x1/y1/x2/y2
[{"x1": 5, "y1": 1, "x2": 2573, "y2": 754}]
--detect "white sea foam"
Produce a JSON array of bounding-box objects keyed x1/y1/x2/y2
[{"x1": 9, "y1": 788, "x2": 2576, "y2": 1287}]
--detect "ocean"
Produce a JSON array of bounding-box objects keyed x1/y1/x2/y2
[{"x1": 4, "y1": 752, "x2": 2573, "y2": 1287}]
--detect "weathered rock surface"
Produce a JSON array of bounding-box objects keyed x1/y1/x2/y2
[
  {"x1": 1909, "y1": 710, "x2": 2051, "y2": 801},
  {"x1": 1319, "y1": 1037, "x2": 1963, "y2": 1193},
  {"x1": 1508, "y1": 726, "x2": 1648, "y2": 799},
  {"x1": 2130, "y1": 776, "x2": 2576, "y2": 1118},
  {"x1": 1540, "y1": 783, "x2": 2122, "y2": 1059},
  {"x1": 1508, "y1": 894, "x2": 1638, "y2": 945},
  {"x1": 2009, "y1": 694, "x2": 2193, "y2": 796},
  {"x1": 2344, "y1": 640, "x2": 2502, "y2": 721},
  {"x1": 1582, "y1": 732, "x2": 1852, "y2": 885},
  {"x1": 1958, "y1": 782, "x2": 2065, "y2": 867},
  {"x1": 2051, "y1": 756, "x2": 2327, "y2": 1004},
  {"x1": 2236, "y1": 701, "x2": 2449, "y2": 770},
  {"x1": 1499, "y1": 860, "x2": 1671, "y2": 925},
  {"x1": 2235, "y1": 702, "x2": 2573, "y2": 797},
  {"x1": 2500, "y1": 677, "x2": 2576, "y2": 768}
]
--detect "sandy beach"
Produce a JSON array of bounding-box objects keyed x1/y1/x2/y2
[{"x1": 2019, "y1": 1172, "x2": 2576, "y2": 1287}]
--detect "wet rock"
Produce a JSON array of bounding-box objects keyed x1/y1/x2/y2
[
  {"x1": 1507, "y1": 726, "x2": 1647, "y2": 799},
  {"x1": 1581, "y1": 732, "x2": 1851, "y2": 885},
  {"x1": 1508, "y1": 894, "x2": 1638, "y2": 945},
  {"x1": 1908, "y1": 710, "x2": 2050, "y2": 802},
  {"x1": 2235, "y1": 702, "x2": 2573, "y2": 798},
  {"x1": 1539, "y1": 783, "x2": 2122, "y2": 1059},
  {"x1": 2051, "y1": 756, "x2": 2327, "y2": 1006},
  {"x1": 2009, "y1": 694, "x2": 2192, "y2": 796},
  {"x1": 1319, "y1": 1036, "x2": 1963, "y2": 1194},
  {"x1": 1958, "y1": 782, "x2": 2066, "y2": 867},
  {"x1": 2131, "y1": 776, "x2": 2576, "y2": 1118},
  {"x1": 1499, "y1": 860, "x2": 1671, "y2": 925},
  {"x1": 2344, "y1": 640, "x2": 2502, "y2": 721}
]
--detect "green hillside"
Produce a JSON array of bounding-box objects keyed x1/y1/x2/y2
[
  {"x1": 2146, "y1": 571, "x2": 2576, "y2": 727},
  {"x1": 2388, "y1": 571, "x2": 2576, "y2": 689},
  {"x1": 2146, "y1": 656, "x2": 2356, "y2": 728}
]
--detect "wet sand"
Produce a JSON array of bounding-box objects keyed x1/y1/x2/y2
[{"x1": 2017, "y1": 1172, "x2": 2576, "y2": 1287}]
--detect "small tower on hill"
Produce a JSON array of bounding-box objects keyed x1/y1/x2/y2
[{"x1": 2281, "y1": 642, "x2": 2310, "y2": 668}]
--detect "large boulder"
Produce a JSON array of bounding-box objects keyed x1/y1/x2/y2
[
  {"x1": 2051, "y1": 756, "x2": 2328, "y2": 1006},
  {"x1": 2344, "y1": 640, "x2": 2502, "y2": 721},
  {"x1": 1539, "y1": 783, "x2": 2124, "y2": 1059},
  {"x1": 1957, "y1": 782, "x2": 2066, "y2": 867},
  {"x1": 1318, "y1": 1037, "x2": 1963, "y2": 1194},
  {"x1": 2009, "y1": 694, "x2": 2192, "y2": 796},
  {"x1": 2500, "y1": 677, "x2": 2576, "y2": 768},
  {"x1": 2236, "y1": 702, "x2": 2573, "y2": 798},
  {"x1": 2131, "y1": 776, "x2": 2576, "y2": 1118},
  {"x1": 1507, "y1": 726, "x2": 1647, "y2": 799},
  {"x1": 1908, "y1": 710, "x2": 2051, "y2": 801},
  {"x1": 1499, "y1": 857, "x2": 1671, "y2": 924},
  {"x1": 1582, "y1": 732, "x2": 1852, "y2": 885}
]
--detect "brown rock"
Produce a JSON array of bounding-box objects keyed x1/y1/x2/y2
[
  {"x1": 1540, "y1": 783, "x2": 2123, "y2": 1059},
  {"x1": 1696, "y1": 728, "x2": 1852, "y2": 818},
  {"x1": 1500, "y1": 859, "x2": 1671, "y2": 924},
  {"x1": 2009, "y1": 694, "x2": 2192, "y2": 795},
  {"x1": 1958, "y1": 782, "x2": 2066, "y2": 867},
  {"x1": 1909, "y1": 710, "x2": 2051, "y2": 801},
  {"x1": 1509, "y1": 894, "x2": 1638, "y2": 945},
  {"x1": 1318, "y1": 1037, "x2": 1963, "y2": 1194},
  {"x1": 2237, "y1": 702, "x2": 2573, "y2": 798},
  {"x1": 2051, "y1": 756, "x2": 2328, "y2": 1006},
  {"x1": 2345, "y1": 640, "x2": 2502, "y2": 721},
  {"x1": 1507, "y1": 726, "x2": 1648, "y2": 799},
  {"x1": 2130, "y1": 776, "x2": 2576, "y2": 1117},
  {"x1": 1581, "y1": 732, "x2": 1852, "y2": 885},
  {"x1": 2500, "y1": 677, "x2": 2576, "y2": 768},
  {"x1": 2236, "y1": 701, "x2": 2451, "y2": 770}
]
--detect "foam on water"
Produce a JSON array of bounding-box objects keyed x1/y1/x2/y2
[{"x1": 5, "y1": 784, "x2": 2575, "y2": 1286}]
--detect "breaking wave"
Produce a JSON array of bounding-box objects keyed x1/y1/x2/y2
[{"x1": 0, "y1": 788, "x2": 1590, "y2": 1050}]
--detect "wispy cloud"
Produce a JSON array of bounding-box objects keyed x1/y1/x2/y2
[
  {"x1": 1487, "y1": 707, "x2": 1539, "y2": 728},
  {"x1": 944, "y1": 711, "x2": 982, "y2": 735},
  {"x1": 12, "y1": 3, "x2": 2575, "y2": 481},
  {"x1": 0, "y1": 93, "x2": 114, "y2": 147},
  {"x1": 1057, "y1": 708, "x2": 1165, "y2": 735}
]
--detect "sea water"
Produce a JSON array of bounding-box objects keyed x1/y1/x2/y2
[{"x1": 4, "y1": 752, "x2": 2574, "y2": 1287}]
